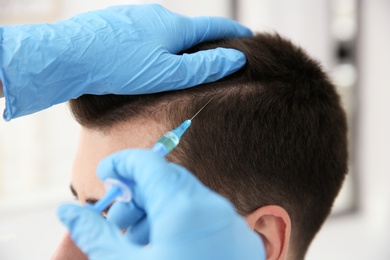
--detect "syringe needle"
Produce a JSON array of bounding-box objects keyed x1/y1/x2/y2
[{"x1": 190, "y1": 98, "x2": 212, "y2": 120}]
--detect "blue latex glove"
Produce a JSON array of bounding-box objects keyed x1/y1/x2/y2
[
  {"x1": 0, "y1": 4, "x2": 252, "y2": 121},
  {"x1": 57, "y1": 150, "x2": 265, "y2": 260}
]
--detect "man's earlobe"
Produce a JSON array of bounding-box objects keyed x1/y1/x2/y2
[{"x1": 245, "y1": 205, "x2": 291, "y2": 260}]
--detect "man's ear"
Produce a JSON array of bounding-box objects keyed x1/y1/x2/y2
[{"x1": 245, "y1": 205, "x2": 291, "y2": 260}]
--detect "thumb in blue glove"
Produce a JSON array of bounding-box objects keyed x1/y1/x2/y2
[
  {"x1": 57, "y1": 149, "x2": 265, "y2": 260},
  {"x1": 1, "y1": 4, "x2": 252, "y2": 121}
]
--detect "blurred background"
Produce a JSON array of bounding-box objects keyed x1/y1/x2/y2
[{"x1": 0, "y1": 0, "x2": 389, "y2": 259}]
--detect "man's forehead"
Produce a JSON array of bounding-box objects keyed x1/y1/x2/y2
[{"x1": 71, "y1": 117, "x2": 167, "y2": 201}]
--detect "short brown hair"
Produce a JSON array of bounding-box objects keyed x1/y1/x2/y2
[{"x1": 69, "y1": 33, "x2": 348, "y2": 259}]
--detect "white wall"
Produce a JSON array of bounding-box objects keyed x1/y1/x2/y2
[
  {"x1": 308, "y1": 0, "x2": 390, "y2": 259},
  {"x1": 0, "y1": 0, "x2": 389, "y2": 259}
]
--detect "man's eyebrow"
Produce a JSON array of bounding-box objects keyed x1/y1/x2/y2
[
  {"x1": 70, "y1": 184, "x2": 78, "y2": 198},
  {"x1": 86, "y1": 198, "x2": 98, "y2": 204},
  {"x1": 70, "y1": 184, "x2": 98, "y2": 203},
  {"x1": 69, "y1": 184, "x2": 111, "y2": 214}
]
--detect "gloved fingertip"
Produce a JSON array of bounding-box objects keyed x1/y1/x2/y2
[
  {"x1": 107, "y1": 201, "x2": 145, "y2": 230},
  {"x1": 239, "y1": 27, "x2": 254, "y2": 37},
  {"x1": 123, "y1": 216, "x2": 150, "y2": 245},
  {"x1": 192, "y1": 16, "x2": 253, "y2": 42},
  {"x1": 57, "y1": 204, "x2": 81, "y2": 224},
  {"x1": 96, "y1": 155, "x2": 115, "y2": 181},
  {"x1": 218, "y1": 48, "x2": 247, "y2": 69},
  {"x1": 197, "y1": 48, "x2": 247, "y2": 81}
]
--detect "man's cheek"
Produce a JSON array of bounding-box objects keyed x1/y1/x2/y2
[{"x1": 51, "y1": 233, "x2": 88, "y2": 260}]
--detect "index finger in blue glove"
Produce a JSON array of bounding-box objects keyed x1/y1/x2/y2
[
  {"x1": 182, "y1": 16, "x2": 253, "y2": 49},
  {"x1": 162, "y1": 48, "x2": 246, "y2": 88}
]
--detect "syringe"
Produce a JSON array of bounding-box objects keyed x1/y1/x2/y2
[
  {"x1": 150, "y1": 119, "x2": 191, "y2": 157},
  {"x1": 89, "y1": 99, "x2": 211, "y2": 213}
]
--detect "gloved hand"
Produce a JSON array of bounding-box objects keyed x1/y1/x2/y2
[
  {"x1": 0, "y1": 4, "x2": 252, "y2": 121},
  {"x1": 57, "y1": 149, "x2": 266, "y2": 260}
]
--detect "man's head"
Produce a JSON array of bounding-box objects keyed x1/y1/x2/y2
[{"x1": 60, "y1": 33, "x2": 347, "y2": 259}]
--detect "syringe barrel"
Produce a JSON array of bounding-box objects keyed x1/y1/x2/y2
[{"x1": 151, "y1": 131, "x2": 179, "y2": 156}]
